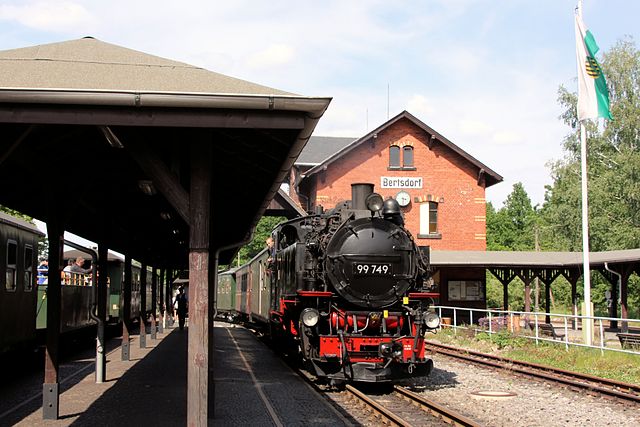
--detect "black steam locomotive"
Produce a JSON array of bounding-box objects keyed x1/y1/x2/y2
[{"x1": 219, "y1": 183, "x2": 440, "y2": 383}]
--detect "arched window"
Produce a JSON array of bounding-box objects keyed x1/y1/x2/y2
[
  {"x1": 403, "y1": 146, "x2": 414, "y2": 167},
  {"x1": 418, "y1": 202, "x2": 441, "y2": 238},
  {"x1": 389, "y1": 145, "x2": 400, "y2": 168}
]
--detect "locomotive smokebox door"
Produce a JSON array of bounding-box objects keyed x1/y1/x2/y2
[{"x1": 325, "y1": 217, "x2": 414, "y2": 308}]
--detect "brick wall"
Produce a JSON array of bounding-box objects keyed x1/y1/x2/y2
[{"x1": 308, "y1": 118, "x2": 487, "y2": 251}]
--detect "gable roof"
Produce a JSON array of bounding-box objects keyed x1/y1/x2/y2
[
  {"x1": 302, "y1": 111, "x2": 503, "y2": 188},
  {"x1": 296, "y1": 136, "x2": 356, "y2": 165},
  {"x1": 0, "y1": 37, "x2": 292, "y2": 95}
]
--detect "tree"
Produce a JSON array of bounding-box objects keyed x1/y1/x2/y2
[
  {"x1": 543, "y1": 37, "x2": 640, "y2": 316},
  {"x1": 486, "y1": 183, "x2": 537, "y2": 251},
  {"x1": 232, "y1": 216, "x2": 287, "y2": 267},
  {"x1": 545, "y1": 37, "x2": 640, "y2": 252}
]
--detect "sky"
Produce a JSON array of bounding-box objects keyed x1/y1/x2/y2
[{"x1": 1, "y1": 0, "x2": 639, "y2": 213}]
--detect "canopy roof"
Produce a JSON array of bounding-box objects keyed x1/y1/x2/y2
[
  {"x1": 0, "y1": 37, "x2": 331, "y2": 266},
  {"x1": 431, "y1": 249, "x2": 640, "y2": 269}
]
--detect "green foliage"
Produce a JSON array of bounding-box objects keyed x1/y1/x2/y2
[
  {"x1": 233, "y1": 216, "x2": 286, "y2": 266},
  {"x1": 486, "y1": 38, "x2": 640, "y2": 318},
  {"x1": 486, "y1": 183, "x2": 537, "y2": 251},
  {"x1": 0, "y1": 205, "x2": 33, "y2": 223},
  {"x1": 544, "y1": 38, "x2": 640, "y2": 252}
]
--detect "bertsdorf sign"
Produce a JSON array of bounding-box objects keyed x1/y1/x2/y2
[{"x1": 380, "y1": 176, "x2": 423, "y2": 189}]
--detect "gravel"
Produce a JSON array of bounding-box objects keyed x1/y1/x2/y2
[{"x1": 402, "y1": 353, "x2": 640, "y2": 427}]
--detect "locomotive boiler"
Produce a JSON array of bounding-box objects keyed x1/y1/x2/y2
[{"x1": 268, "y1": 183, "x2": 440, "y2": 383}]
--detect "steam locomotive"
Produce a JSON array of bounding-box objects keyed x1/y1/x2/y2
[{"x1": 218, "y1": 183, "x2": 440, "y2": 383}]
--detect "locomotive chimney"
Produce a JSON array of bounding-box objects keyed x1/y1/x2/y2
[{"x1": 351, "y1": 183, "x2": 374, "y2": 210}]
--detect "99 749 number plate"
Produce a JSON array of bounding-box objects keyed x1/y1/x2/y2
[{"x1": 352, "y1": 263, "x2": 392, "y2": 276}]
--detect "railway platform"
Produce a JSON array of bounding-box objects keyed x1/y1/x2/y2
[{"x1": 8, "y1": 323, "x2": 351, "y2": 426}]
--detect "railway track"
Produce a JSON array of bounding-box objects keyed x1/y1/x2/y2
[
  {"x1": 427, "y1": 341, "x2": 640, "y2": 403},
  {"x1": 340, "y1": 384, "x2": 481, "y2": 426},
  {"x1": 295, "y1": 366, "x2": 480, "y2": 426}
]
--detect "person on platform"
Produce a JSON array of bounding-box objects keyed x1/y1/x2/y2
[{"x1": 175, "y1": 287, "x2": 188, "y2": 330}]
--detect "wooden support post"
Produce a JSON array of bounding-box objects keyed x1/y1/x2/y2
[
  {"x1": 122, "y1": 255, "x2": 132, "y2": 360},
  {"x1": 166, "y1": 269, "x2": 173, "y2": 327},
  {"x1": 523, "y1": 278, "x2": 532, "y2": 314},
  {"x1": 43, "y1": 219, "x2": 63, "y2": 420},
  {"x1": 609, "y1": 279, "x2": 619, "y2": 330},
  {"x1": 188, "y1": 141, "x2": 212, "y2": 427},
  {"x1": 140, "y1": 263, "x2": 147, "y2": 348},
  {"x1": 571, "y1": 278, "x2": 578, "y2": 330},
  {"x1": 621, "y1": 269, "x2": 631, "y2": 333},
  {"x1": 544, "y1": 281, "x2": 551, "y2": 324},
  {"x1": 96, "y1": 244, "x2": 108, "y2": 382},
  {"x1": 151, "y1": 268, "x2": 157, "y2": 339},
  {"x1": 502, "y1": 282, "x2": 509, "y2": 312},
  {"x1": 158, "y1": 268, "x2": 164, "y2": 333}
]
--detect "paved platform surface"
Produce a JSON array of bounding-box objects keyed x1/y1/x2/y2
[{"x1": 9, "y1": 323, "x2": 350, "y2": 426}]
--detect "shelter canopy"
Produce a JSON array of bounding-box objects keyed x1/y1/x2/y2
[{"x1": 0, "y1": 37, "x2": 331, "y2": 266}]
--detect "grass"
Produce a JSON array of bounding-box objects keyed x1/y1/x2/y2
[{"x1": 428, "y1": 328, "x2": 640, "y2": 385}]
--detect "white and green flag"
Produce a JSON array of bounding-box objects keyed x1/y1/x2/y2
[{"x1": 574, "y1": 13, "x2": 612, "y2": 121}]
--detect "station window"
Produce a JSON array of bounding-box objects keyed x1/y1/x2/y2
[
  {"x1": 418, "y1": 202, "x2": 441, "y2": 239},
  {"x1": 389, "y1": 145, "x2": 400, "y2": 168},
  {"x1": 6, "y1": 240, "x2": 17, "y2": 291},
  {"x1": 24, "y1": 245, "x2": 33, "y2": 291},
  {"x1": 403, "y1": 146, "x2": 414, "y2": 167},
  {"x1": 389, "y1": 145, "x2": 415, "y2": 170}
]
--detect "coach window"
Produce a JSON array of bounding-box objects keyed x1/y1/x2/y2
[
  {"x1": 418, "y1": 202, "x2": 441, "y2": 239},
  {"x1": 6, "y1": 240, "x2": 17, "y2": 291},
  {"x1": 24, "y1": 245, "x2": 33, "y2": 291},
  {"x1": 389, "y1": 145, "x2": 401, "y2": 168}
]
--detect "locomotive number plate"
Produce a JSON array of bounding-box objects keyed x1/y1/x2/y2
[{"x1": 352, "y1": 263, "x2": 392, "y2": 276}]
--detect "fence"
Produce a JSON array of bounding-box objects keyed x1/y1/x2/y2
[{"x1": 433, "y1": 305, "x2": 640, "y2": 356}]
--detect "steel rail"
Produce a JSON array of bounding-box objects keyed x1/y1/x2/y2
[
  {"x1": 393, "y1": 386, "x2": 481, "y2": 427},
  {"x1": 345, "y1": 384, "x2": 412, "y2": 426},
  {"x1": 428, "y1": 341, "x2": 640, "y2": 403}
]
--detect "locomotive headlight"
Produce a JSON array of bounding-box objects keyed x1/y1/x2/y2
[
  {"x1": 301, "y1": 308, "x2": 320, "y2": 327},
  {"x1": 365, "y1": 192, "x2": 384, "y2": 212},
  {"x1": 424, "y1": 311, "x2": 440, "y2": 329}
]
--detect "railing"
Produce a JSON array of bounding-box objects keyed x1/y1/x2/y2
[{"x1": 433, "y1": 305, "x2": 640, "y2": 356}]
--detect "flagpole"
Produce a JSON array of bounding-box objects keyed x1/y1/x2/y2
[
  {"x1": 579, "y1": 122, "x2": 593, "y2": 345},
  {"x1": 577, "y1": 0, "x2": 593, "y2": 346}
]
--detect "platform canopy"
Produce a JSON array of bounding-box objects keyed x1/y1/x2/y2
[{"x1": 0, "y1": 37, "x2": 330, "y2": 266}]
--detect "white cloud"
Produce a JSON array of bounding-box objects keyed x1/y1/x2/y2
[
  {"x1": 406, "y1": 94, "x2": 436, "y2": 117},
  {"x1": 247, "y1": 44, "x2": 295, "y2": 69},
  {"x1": 0, "y1": 1, "x2": 95, "y2": 32}
]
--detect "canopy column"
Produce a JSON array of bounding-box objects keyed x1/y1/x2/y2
[
  {"x1": 122, "y1": 254, "x2": 132, "y2": 360},
  {"x1": 140, "y1": 263, "x2": 147, "y2": 348},
  {"x1": 562, "y1": 269, "x2": 581, "y2": 330},
  {"x1": 96, "y1": 243, "x2": 108, "y2": 382},
  {"x1": 151, "y1": 268, "x2": 157, "y2": 340},
  {"x1": 188, "y1": 140, "x2": 212, "y2": 426},
  {"x1": 158, "y1": 268, "x2": 165, "y2": 333},
  {"x1": 42, "y1": 216, "x2": 63, "y2": 420}
]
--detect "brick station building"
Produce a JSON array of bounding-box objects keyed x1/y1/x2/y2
[
  {"x1": 284, "y1": 110, "x2": 503, "y2": 311},
  {"x1": 289, "y1": 110, "x2": 502, "y2": 250}
]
